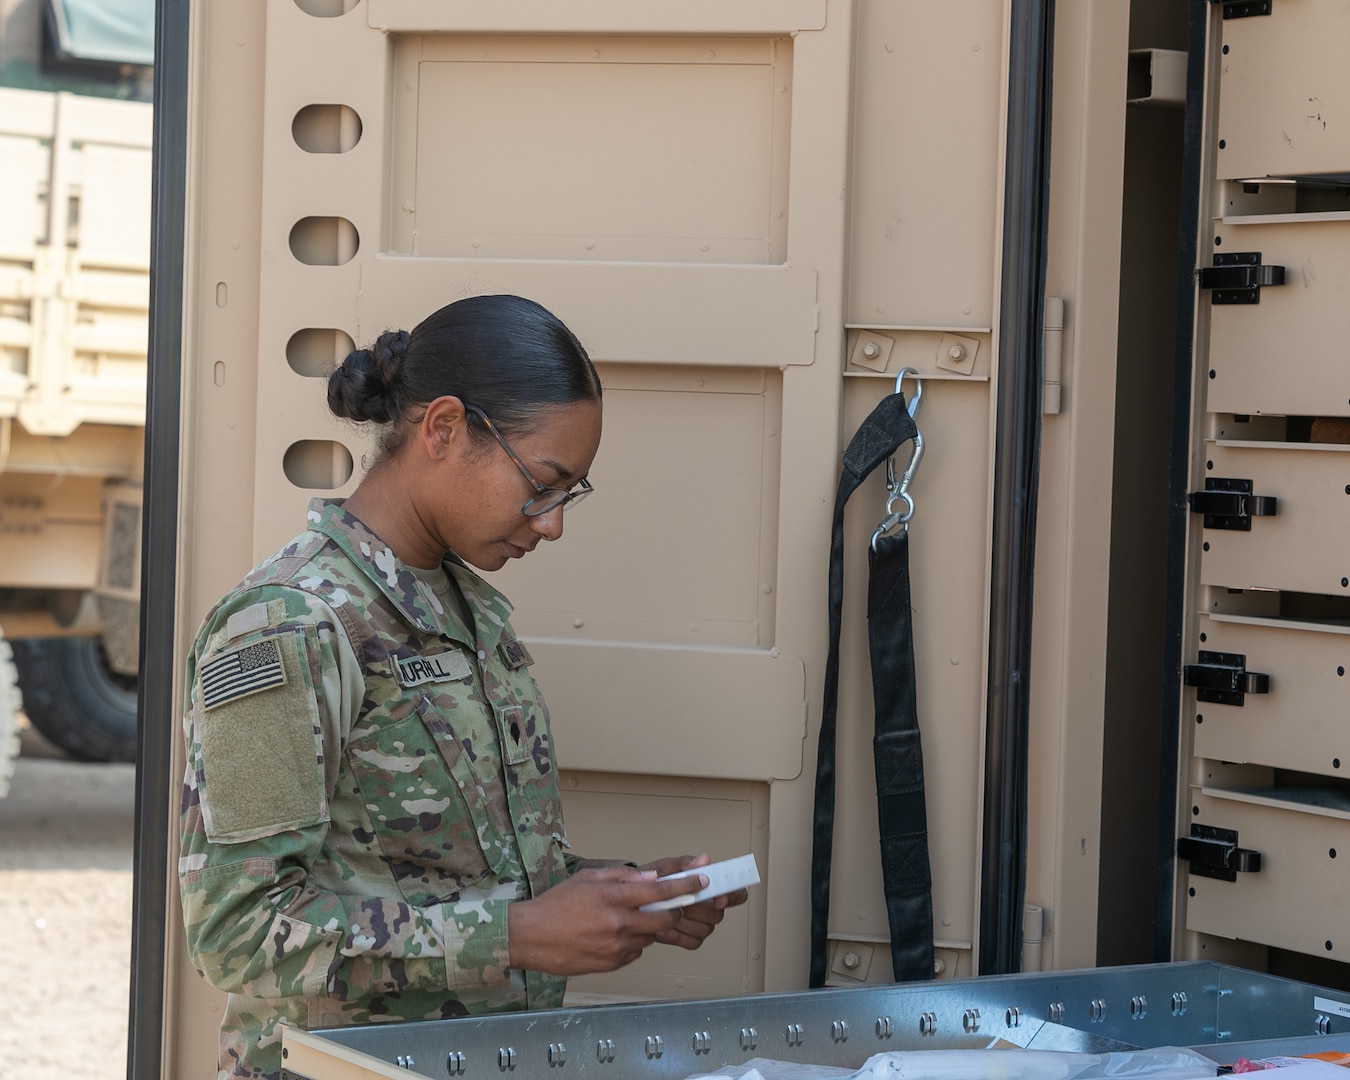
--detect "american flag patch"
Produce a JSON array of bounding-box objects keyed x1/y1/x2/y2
[{"x1": 200, "y1": 638, "x2": 286, "y2": 711}]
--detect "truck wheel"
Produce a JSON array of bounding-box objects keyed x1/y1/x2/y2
[
  {"x1": 0, "y1": 634, "x2": 19, "y2": 799},
  {"x1": 11, "y1": 637, "x2": 138, "y2": 763}
]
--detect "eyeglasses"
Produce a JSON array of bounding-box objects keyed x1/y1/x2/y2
[{"x1": 462, "y1": 402, "x2": 594, "y2": 517}]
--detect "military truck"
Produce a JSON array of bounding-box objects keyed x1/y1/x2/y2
[
  {"x1": 0, "y1": 0, "x2": 153, "y2": 794},
  {"x1": 127, "y1": 0, "x2": 1350, "y2": 1075}
]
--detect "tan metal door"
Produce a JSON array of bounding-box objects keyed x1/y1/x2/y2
[{"x1": 1174, "y1": 0, "x2": 1350, "y2": 986}]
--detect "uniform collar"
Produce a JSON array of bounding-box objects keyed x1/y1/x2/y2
[{"x1": 306, "y1": 497, "x2": 515, "y2": 651}]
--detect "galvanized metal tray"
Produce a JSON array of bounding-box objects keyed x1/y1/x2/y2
[{"x1": 281, "y1": 962, "x2": 1350, "y2": 1080}]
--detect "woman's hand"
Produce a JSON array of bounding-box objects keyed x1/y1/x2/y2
[
  {"x1": 506, "y1": 865, "x2": 708, "y2": 975},
  {"x1": 639, "y1": 854, "x2": 750, "y2": 951}
]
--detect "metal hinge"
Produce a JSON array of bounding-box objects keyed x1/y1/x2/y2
[
  {"x1": 1209, "y1": 0, "x2": 1272, "y2": 17},
  {"x1": 1184, "y1": 650, "x2": 1270, "y2": 706},
  {"x1": 1197, "y1": 252, "x2": 1285, "y2": 303},
  {"x1": 1189, "y1": 478, "x2": 1276, "y2": 531},
  {"x1": 1178, "y1": 824, "x2": 1262, "y2": 882}
]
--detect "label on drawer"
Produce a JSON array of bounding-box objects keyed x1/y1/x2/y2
[{"x1": 1314, "y1": 996, "x2": 1350, "y2": 1019}]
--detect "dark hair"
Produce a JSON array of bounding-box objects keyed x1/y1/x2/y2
[{"x1": 327, "y1": 294, "x2": 600, "y2": 457}]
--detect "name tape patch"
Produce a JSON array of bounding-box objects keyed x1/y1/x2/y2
[
  {"x1": 201, "y1": 638, "x2": 286, "y2": 711},
  {"x1": 396, "y1": 650, "x2": 473, "y2": 687}
]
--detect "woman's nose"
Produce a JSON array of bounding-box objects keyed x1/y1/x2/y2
[{"x1": 530, "y1": 505, "x2": 565, "y2": 542}]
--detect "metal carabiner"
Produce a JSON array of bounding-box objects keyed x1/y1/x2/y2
[
  {"x1": 897, "y1": 366, "x2": 923, "y2": 422},
  {"x1": 870, "y1": 369, "x2": 925, "y2": 550}
]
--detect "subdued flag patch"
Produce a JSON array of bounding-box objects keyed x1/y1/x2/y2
[{"x1": 200, "y1": 638, "x2": 286, "y2": 710}]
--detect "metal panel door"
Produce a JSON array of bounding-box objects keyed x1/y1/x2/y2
[{"x1": 1175, "y1": 0, "x2": 1350, "y2": 985}]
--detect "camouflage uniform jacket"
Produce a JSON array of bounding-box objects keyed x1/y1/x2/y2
[{"x1": 179, "y1": 498, "x2": 576, "y2": 1080}]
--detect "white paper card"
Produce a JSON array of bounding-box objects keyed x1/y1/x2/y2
[{"x1": 641, "y1": 853, "x2": 760, "y2": 912}]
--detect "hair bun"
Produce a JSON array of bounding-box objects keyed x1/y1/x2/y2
[{"x1": 327, "y1": 329, "x2": 411, "y2": 424}]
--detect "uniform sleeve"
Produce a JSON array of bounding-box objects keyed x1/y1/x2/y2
[{"x1": 177, "y1": 587, "x2": 513, "y2": 1002}]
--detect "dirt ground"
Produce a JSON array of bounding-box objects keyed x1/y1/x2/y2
[{"x1": 0, "y1": 722, "x2": 135, "y2": 1079}]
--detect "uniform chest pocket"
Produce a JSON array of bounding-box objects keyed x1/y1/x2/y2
[{"x1": 345, "y1": 694, "x2": 508, "y2": 907}]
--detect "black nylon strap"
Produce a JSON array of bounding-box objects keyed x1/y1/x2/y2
[
  {"x1": 868, "y1": 530, "x2": 935, "y2": 982},
  {"x1": 808, "y1": 392, "x2": 933, "y2": 987}
]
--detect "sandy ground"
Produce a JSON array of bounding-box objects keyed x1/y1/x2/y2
[{"x1": 0, "y1": 723, "x2": 135, "y2": 1079}]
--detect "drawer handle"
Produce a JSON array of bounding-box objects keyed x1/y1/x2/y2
[
  {"x1": 1190, "y1": 479, "x2": 1276, "y2": 532},
  {"x1": 1197, "y1": 251, "x2": 1285, "y2": 304},
  {"x1": 1177, "y1": 824, "x2": 1262, "y2": 883},
  {"x1": 1184, "y1": 650, "x2": 1270, "y2": 706}
]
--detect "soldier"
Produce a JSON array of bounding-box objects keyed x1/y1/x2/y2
[{"x1": 178, "y1": 294, "x2": 745, "y2": 1080}]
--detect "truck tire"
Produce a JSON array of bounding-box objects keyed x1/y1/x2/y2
[
  {"x1": 11, "y1": 637, "x2": 138, "y2": 763},
  {"x1": 0, "y1": 634, "x2": 19, "y2": 799}
]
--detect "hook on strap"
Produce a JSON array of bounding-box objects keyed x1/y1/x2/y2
[{"x1": 871, "y1": 368, "x2": 925, "y2": 550}]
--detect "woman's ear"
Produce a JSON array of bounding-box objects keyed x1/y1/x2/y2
[{"x1": 419, "y1": 396, "x2": 468, "y2": 461}]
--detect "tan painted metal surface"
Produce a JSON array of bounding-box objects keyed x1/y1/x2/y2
[
  {"x1": 0, "y1": 81, "x2": 149, "y2": 658},
  {"x1": 0, "y1": 87, "x2": 150, "y2": 436}
]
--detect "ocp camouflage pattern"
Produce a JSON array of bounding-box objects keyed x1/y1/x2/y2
[{"x1": 179, "y1": 498, "x2": 575, "y2": 1079}]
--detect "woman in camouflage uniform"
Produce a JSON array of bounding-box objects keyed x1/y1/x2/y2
[{"x1": 179, "y1": 294, "x2": 740, "y2": 1080}]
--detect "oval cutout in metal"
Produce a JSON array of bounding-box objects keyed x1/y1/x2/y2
[{"x1": 283, "y1": 439, "x2": 354, "y2": 489}]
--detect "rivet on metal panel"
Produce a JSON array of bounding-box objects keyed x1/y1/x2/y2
[
  {"x1": 1172, "y1": 992, "x2": 1189, "y2": 1017},
  {"x1": 962, "y1": 1009, "x2": 980, "y2": 1034},
  {"x1": 692, "y1": 1032, "x2": 711, "y2": 1055},
  {"x1": 875, "y1": 1016, "x2": 894, "y2": 1039},
  {"x1": 596, "y1": 1039, "x2": 616, "y2": 1064},
  {"x1": 498, "y1": 1047, "x2": 517, "y2": 1071},
  {"x1": 1048, "y1": 1002, "x2": 1066, "y2": 1023},
  {"x1": 740, "y1": 1028, "x2": 758, "y2": 1052},
  {"x1": 1217, "y1": 988, "x2": 1233, "y2": 998},
  {"x1": 785, "y1": 1024, "x2": 804, "y2": 1047},
  {"x1": 919, "y1": 1013, "x2": 937, "y2": 1036},
  {"x1": 1218, "y1": 1031, "x2": 1232, "y2": 1041},
  {"x1": 1131, "y1": 996, "x2": 1148, "y2": 1020},
  {"x1": 548, "y1": 1043, "x2": 567, "y2": 1067},
  {"x1": 1317, "y1": 1015, "x2": 1333, "y2": 1036},
  {"x1": 447, "y1": 1051, "x2": 467, "y2": 1075},
  {"x1": 832, "y1": 1020, "x2": 849, "y2": 1043},
  {"x1": 643, "y1": 1035, "x2": 663, "y2": 1060},
  {"x1": 1006, "y1": 1006, "x2": 1023, "y2": 1028}
]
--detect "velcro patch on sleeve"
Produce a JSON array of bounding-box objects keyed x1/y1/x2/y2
[
  {"x1": 197, "y1": 629, "x2": 327, "y2": 842},
  {"x1": 200, "y1": 638, "x2": 287, "y2": 711},
  {"x1": 395, "y1": 649, "x2": 473, "y2": 687},
  {"x1": 225, "y1": 602, "x2": 270, "y2": 641}
]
